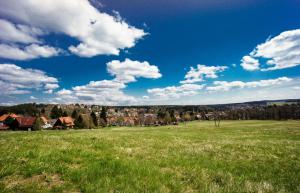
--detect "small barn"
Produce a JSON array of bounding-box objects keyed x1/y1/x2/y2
[
  {"x1": 10, "y1": 117, "x2": 36, "y2": 130},
  {"x1": 53, "y1": 117, "x2": 74, "y2": 129}
]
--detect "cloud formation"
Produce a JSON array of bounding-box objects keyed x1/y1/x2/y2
[
  {"x1": 0, "y1": 19, "x2": 42, "y2": 44},
  {"x1": 240, "y1": 55, "x2": 260, "y2": 71},
  {"x1": 0, "y1": 64, "x2": 59, "y2": 95},
  {"x1": 241, "y1": 29, "x2": 300, "y2": 71},
  {"x1": 107, "y1": 58, "x2": 162, "y2": 83},
  {"x1": 55, "y1": 59, "x2": 161, "y2": 105},
  {"x1": 147, "y1": 84, "x2": 204, "y2": 99},
  {"x1": 0, "y1": 0, "x2": 146, "y2": 58},
  {"x1": 0, "y1": 44, "x2": 60, "y2": 60},
  {"x1": 56, "y1": 80, "x2": 134, "y2": 105},
  {"x1": 180, "y1": 64, "x2": 227, "y2": 84},
  {"x1": 206, "y1": 77, "x2": 292, "y2": 92}
]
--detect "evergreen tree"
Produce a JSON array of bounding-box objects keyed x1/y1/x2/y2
[
  {"x1": 71, "y1": 109, "x2": 79, "y2": 119},
  {"x1": 33, "y1": 117, "x2": 43, "y2": 131},
  {"x1": 164, "y1": 111, "x2": 172, "y2": 124},
  {"x1": 41, "y1": 108, "x2": 46, "y2": 114},
  {"x1": 50, "y1": 105, "x2": 63, "y2": 119},
  {"x1": 62, "y1": 111, "x2": 68, "y2": 117},
  {"x1": 74, "y1": 115, "x2": 84, "y2": 128},
  {"x1": 90, "y1": 111, "x2": 98, "y2": 126},
  {"x1": 100, "y1": 107, "x2": 107, "y2": 126},
  {"x1": 170, "y1": 110, "x2": 177, "y2": 122}
]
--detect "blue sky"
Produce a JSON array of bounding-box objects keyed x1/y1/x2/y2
[{"x1": 0, "y1": 0, "x2": 300, "y2": 105}]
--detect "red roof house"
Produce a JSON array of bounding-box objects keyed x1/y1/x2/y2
[
  {"x1": 10, "y1": 117, "x2": 36, "y2": 130},
  {"x1": 53, "y1": 117, "x2": 74, "y2": 129}
]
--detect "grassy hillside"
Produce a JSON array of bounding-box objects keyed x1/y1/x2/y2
[{"x1": 0, "y1": 121, "x2": 299, "y2": 193}]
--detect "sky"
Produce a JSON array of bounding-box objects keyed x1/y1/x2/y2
[{"x1": 0, "y1": 0, "x2": 300, "y2": 105}]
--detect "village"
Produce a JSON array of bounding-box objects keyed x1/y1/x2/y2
[
  {"x1": 0, "y1": 107, "x2": 182, "y2": 131},
  {"x1": 0, "y1": 100, "x2": 299, "y2": 131}
]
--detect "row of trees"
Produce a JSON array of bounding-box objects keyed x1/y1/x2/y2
[{"x1": 219, "y1": 104, "x2": 300, "y2": 120}]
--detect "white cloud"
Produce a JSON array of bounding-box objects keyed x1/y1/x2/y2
[
  {"x1": 0, "y1": 64, "x2": 59, "y2": 95},
  {"x1": 30, "y1": 96, "x2": 38, "y2": 100},
  {"x1": 54, "y1": 58, "x2": 161, "y2": 105},
  {"x1": 241, "y1": 29, "x2": 300, "y2": 71},
  {"x1": 206, "y1": 77, "x2": 292, "y2": 92},
  {"x1": 44, "y1": 83, "x2": 60, "y2": 94},
  {"x1": 44, "y1": 83, "x2": 59, "y2": 90},
  {"x1": 56, "y1": 80, "x2": 134, "y2": 105},
  {"x1": 180, "y1": 64, "x2": 227, "y2": 84},
  {"x1": 0, "y1": 19, "x2": 43, "y2": 44},
  {"x1": 241, "y1": 55, "x2": 260, "y2": 71},
  {"x1": 107, "y1": 58, "x2": 162, "y2": 83},
  {"x1": 57, "y1": 89, "x2": 73, "y2": 96},
  {"x1": 147, "y1": 84, "x2": 204, "y2": 99},
  {"x1": 0, "y1": 0, "x2": 146, "y2": 57},
  {"x1": 0, "y1": 44, "x2": 60, "y2": 60}
]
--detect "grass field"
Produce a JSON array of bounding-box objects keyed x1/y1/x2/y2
[{"x1": 0, "y1": 121, "x2": 299, "y2": 193}]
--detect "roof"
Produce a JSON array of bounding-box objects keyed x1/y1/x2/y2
[
  {"x1": 0, "y1": 114, "x2": 9, "y2": 122},
  {"x1": 9, "y1": 114, "x2": 19, "y2": 118},
  {"x1": 15, "y1": 117, "x2": 36, "y2": 127},
  {"x1": 58, "y1": 117, "x2": 74, "y2": 126},
  {"x1": 0, "y1": 113, "x2": 19, "y2": 122},
  {"x1": 40, "y1": 116, "x2": 48, "y2": 124}
]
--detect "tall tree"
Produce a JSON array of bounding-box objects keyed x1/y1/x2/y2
[
  {"x1": 71, "y1": 109, "x2": 79, "y2": 119},
  {"x1": 99, "y1": 107, "x2": 107, "y2": 126},
  {"x1": 62, "y1": 111, "x2": 68, "y2": 117},
  {"x1": 33, "y1": 117, "x2": 43, "y2": 131},
  {"x1": 164, "y1": 111, "x2": 172, "y2": 124},
  {"x1": 50, "y1": 105, "x2": 63, "y2": 119},
  {"x1": 90, "y1": 111, "x2": 98, "y2": 126},
  {"x1": 74, "y1": 115, "x2": 84, "y2": 129}
]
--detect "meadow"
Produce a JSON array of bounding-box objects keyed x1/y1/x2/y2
[{"x1": 0, "y1": 120, "x2": 299, "y2": 193}]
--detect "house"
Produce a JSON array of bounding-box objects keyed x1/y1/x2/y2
[
  {"x1": 48, "y1": 119, "x2": 57, "y2": 127},
  {"x1": 10, "y1": 117, "x2": 36, "y2": 130},
  {"x1": 53, "y1": 117, "x2": 74, "y2": 129},
  {"x1": 0, "y1": 113, "x2": 19, "y2": 130},
  {"x1": 40, "y1": 116, "x2": 52, "y2": 129}
]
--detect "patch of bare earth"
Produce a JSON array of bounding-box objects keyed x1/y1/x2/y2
[{"x1": 2, "y1": 173, "x2": 79, "y2": 192}]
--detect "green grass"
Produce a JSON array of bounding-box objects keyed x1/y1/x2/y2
[{"x1": 0, "y1": 120, "x2": 299, "y2": 193}]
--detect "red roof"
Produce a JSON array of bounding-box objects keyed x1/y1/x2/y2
[
  {"x1": 0, "y1": 113, "x2": 19, "y2": 122},
  {"x1": 15, "y1": 117, "x2": 36, "y2": 127},
  {"x1": 40, "y1": 116, "x2": 48, "y2": 124},
  {"x1": 0, "y1": 114, "x2": 9, "y2": 122},
  {"x1": 58, "y1": 117, "x2": 74, "y2": 126}
]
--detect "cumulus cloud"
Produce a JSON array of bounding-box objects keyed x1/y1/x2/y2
[
  {"x1": 56, "y1": 80, "x2": 134, "y2": 105},
  {"x1": 147, "y1": 84, "x2": 204, "y2": 99},
  {"x1": 180, "y1": 64, "x2": 227, "y2": 84},
  {"x1": 0, "y1": 19, "x2": 42, "y2": 44},
  {"x1": 55, "y1": 59, "x2": 161, "y2": 105},
  {"x1": 241, "y1": 29, "x2": 300, "y2": 71},
  {"x1": 0, "y1": 0, "x2": 146, "y2": 58},
  {"x1": 241, "y1": 55, "x2": 260, "y2": 71},
  {"x1": 206, "y1": 77, "x2": 292, "y2": 92},
  {"x1": 107, "y1": 58, "x2": 162, "y2": 83},
  {"x1": 0, "y1": 44, "x2": 60, "y2": 60},
  {"x1": 30, "y1": 96, "x2": 38, "y2": 100},
  {"x1": 0, "y1": 64, "x2": 59, "y2": 95}
]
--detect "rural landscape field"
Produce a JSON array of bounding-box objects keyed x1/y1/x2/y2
[
  {"x1": 0, "y1": 121, "x2": 299, "y2": 193},
  {"x1": 1, "y1": 0, "x2": 300, "y2": 192}
]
